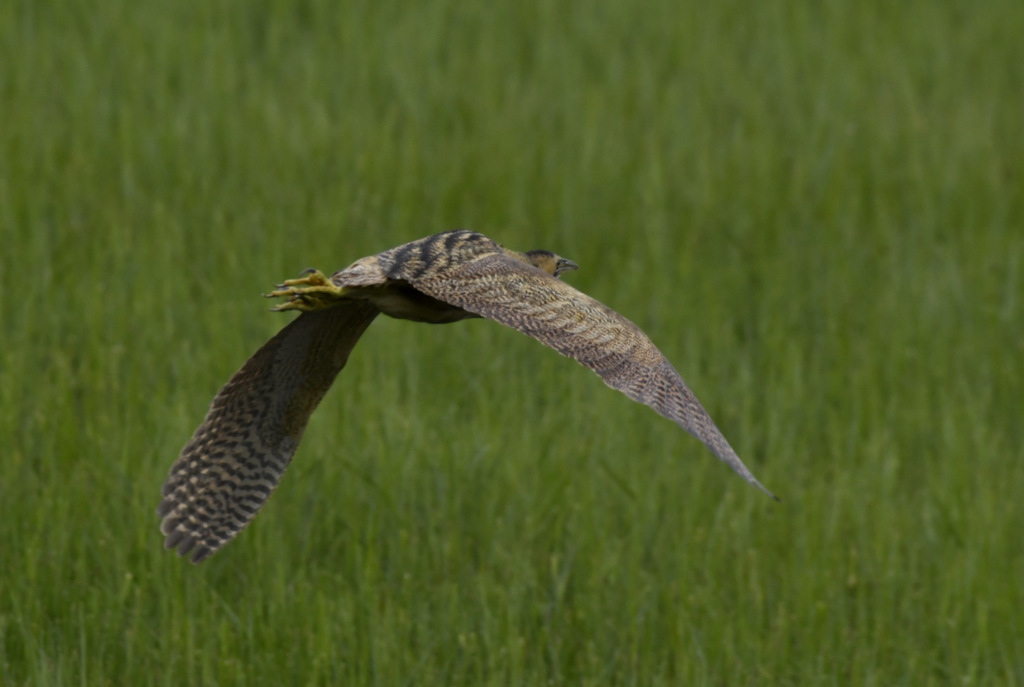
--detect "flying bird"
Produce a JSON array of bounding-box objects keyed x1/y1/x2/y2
[{"x1": 158, "y1": 230, "x2": 775, "y2": 563}]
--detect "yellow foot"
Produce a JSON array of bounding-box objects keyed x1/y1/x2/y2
[{"x1": 264, "y1": 269, "x2": 347, "y2": 312}]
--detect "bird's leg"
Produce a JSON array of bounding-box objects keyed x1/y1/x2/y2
[{"x1": 265, "y1": 269, "x2": 348, "y2": 312}]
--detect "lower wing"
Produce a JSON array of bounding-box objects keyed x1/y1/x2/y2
[{"x1": 158, "y1": 302, "x2": 380, "y2": 563}]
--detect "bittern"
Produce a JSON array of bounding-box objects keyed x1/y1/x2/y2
[{"x1": 159, "y1": 230, "x2": 775, "y2": 563}]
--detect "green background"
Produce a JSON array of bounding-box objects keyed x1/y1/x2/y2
[{"x1": 2, "y1": 0, "x2": 1022, "y2": 684}]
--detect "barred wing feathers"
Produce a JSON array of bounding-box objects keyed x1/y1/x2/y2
[
  {"x1": 401, "y1": 252, "x2": 776, "y2": 499},
  {"x1": 158, "y1": 303, "x2": 379, "y2": 563}
]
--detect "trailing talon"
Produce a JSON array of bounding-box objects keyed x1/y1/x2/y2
[{"x1": 263, "y1": 269, "x2": 348, "y2": 312}]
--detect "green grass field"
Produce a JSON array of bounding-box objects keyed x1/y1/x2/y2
[{"x1": 2, "y1": 0, "x2": 1022, "y2": 684}]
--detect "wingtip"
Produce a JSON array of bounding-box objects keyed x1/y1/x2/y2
[
  {"x1": 749, "y1": 475, "x2": 778, "y2": 501},
  {"x1": 753, "y1": 480, "x2": 780, "y2": 502}
]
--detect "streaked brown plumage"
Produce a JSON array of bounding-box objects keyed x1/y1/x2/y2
[{"x1": 159, "y1": 230, "x2": 775, "y2": 563}]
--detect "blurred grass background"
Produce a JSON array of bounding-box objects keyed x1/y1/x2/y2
[{"x1": 1, "y1": 0, "x2": 1022, "y2": 684}]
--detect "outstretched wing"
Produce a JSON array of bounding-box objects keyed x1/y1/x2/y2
[
  {"x1": 398, "y1": 251, "x2": 776, "y2": 499},
  {"x1": 158, "y1": 303, "x2": 380, "y2": 563}
]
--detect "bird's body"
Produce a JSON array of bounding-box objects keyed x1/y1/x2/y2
[{"x1": 159, "y1": 230, "x2": 775, "y2": 563}]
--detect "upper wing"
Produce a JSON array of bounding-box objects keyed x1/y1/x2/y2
[
  {"x1": 158, "y1": 302, "x2": 380, "y2": 563},
  {"x1": 399, "y1": 251, "x2": 776, "y2": 499}
]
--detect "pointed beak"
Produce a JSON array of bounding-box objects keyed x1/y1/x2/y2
[{"x1": 554, "y1": 258, "x2": 579, "y2": 278}]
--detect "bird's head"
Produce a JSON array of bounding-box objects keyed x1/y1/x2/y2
[{"x1": 524, "y1": 250, "x2": 580, "y2": 279}]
